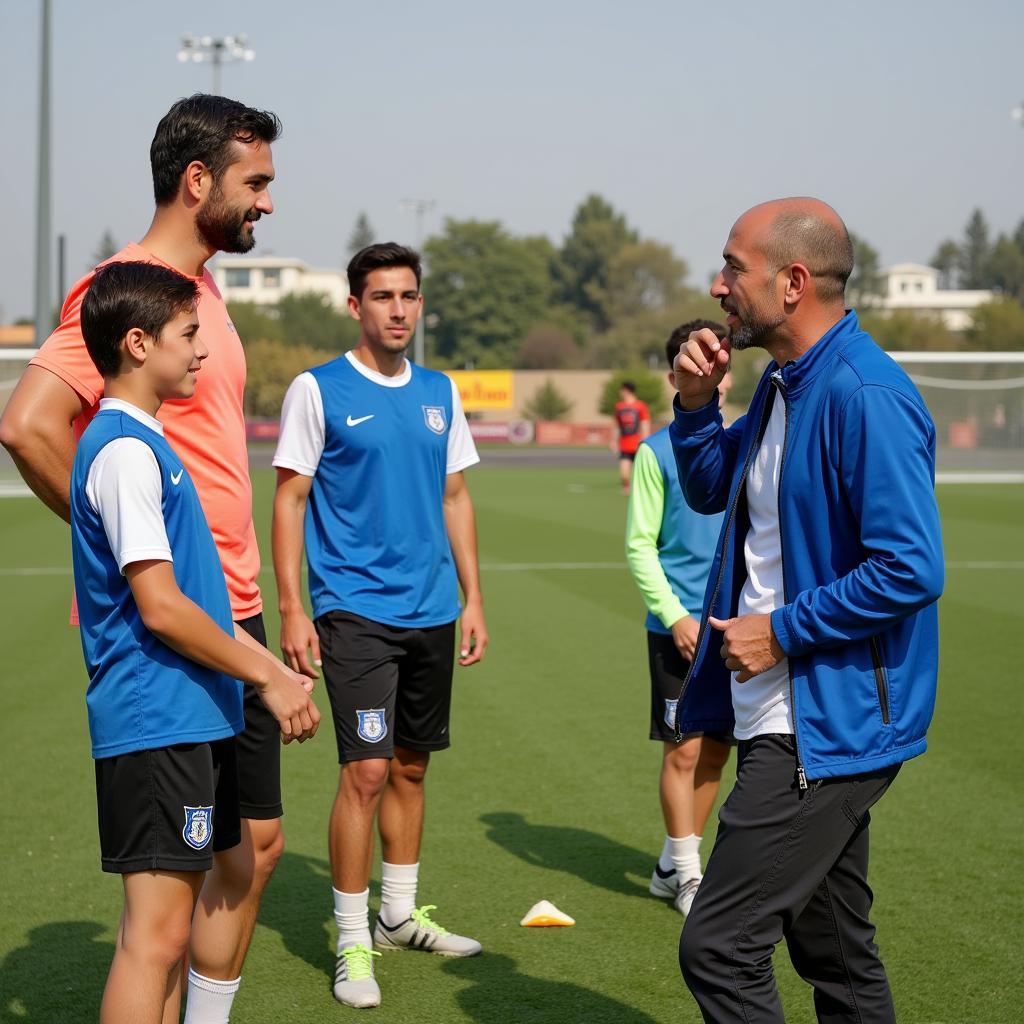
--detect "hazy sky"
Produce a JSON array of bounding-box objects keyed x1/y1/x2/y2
[{"x1": 2, "y1": 0, "x2": 1022, "y2": 323}]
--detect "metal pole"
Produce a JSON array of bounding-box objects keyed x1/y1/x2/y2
[
  {"x1": 33, "y1": 0, "x2": 53, "y2": 345},
  {"x1": 399, "y1": 199, "x2": 435, "y2": 365}
]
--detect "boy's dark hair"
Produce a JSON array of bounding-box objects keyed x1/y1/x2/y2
[
  {"x1": 665, "y1": 319, "x2": 728, "y2": 369},
  {"x1": 81, "y1": 262, "x2": 198, "y2": 377},
  {"x1": 620, "y1": 380, "x2": 637, "y2": 395},
  {"x1": 347, "y1": 243, "x2": 422, "y2": 302},
  {"x1": 150, "y1": 94, "x2": 282, "y2": 206}
]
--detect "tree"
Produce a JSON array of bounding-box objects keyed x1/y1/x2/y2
[
  {"x1": 92, "y1": 229, "x2": 118, "y2": 266},
  {"x1": 517, "y1": 325, "x2": 582, "y2": 369},
  {"x1": 347, "y1": 212, "x2": 375, "y2": 257},
  {"x1": 962, "y1": 299, "x2": 1024, "y2": 351},
  {"x1": 959, "y1": 208, "x2": 992, "y2": 289},
  {"x1": 555, "y1": 194, "x2": 639, "y2": 331},
  {"x1": 227, "y1": 301, "x2": 283, "y2": 345},
  {"x1": 243, "y1": 339, "x2": 336, "y2": 417},
  {"x1": 600, "y1": 241, "x2": 689, "y2": 323},
  {"x1": 858, "y1": 310, "x2": 956, "y2": 352},
  {"x1": 847, "y1": 232, "x2": 884, "y2": 307},
  {"x1": 277, "y1": 292, "x2": 360, "y2": 351},
  {"x1": 423, "y1": 220, "x2": 561, "y2": 369},
  {"x1": 930, "y1": 239, "x2": 961, "y2": 290},
  {"x1": 598, "y1": 368, "x2": 667, "y2": 419},
  {"x1": 522, "y1": 379, "x2": 574, "y2": 421},
  {"x1": 984, "y1": 235, "x2": 1024, "y2": 302}
]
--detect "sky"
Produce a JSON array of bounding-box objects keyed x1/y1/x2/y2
[{"x1": 2, "y1": 0, "x2": 1023, "y2": 324}]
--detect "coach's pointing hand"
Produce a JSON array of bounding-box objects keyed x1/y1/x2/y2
[
  {"x1": 671, "y1": 328, "x2": 731, "y2": 411},
  {"x1": 708, "y1": 613, "x2": 784, "y2": 683}
]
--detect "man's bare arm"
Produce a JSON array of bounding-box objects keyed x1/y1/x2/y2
[{"x1": 0, "y1": 366, "x2": 85, "y2": 523}]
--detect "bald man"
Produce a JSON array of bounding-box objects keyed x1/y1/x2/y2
[{"x1": 668, "y1": 198, "x2": 943, "y2": 1023}]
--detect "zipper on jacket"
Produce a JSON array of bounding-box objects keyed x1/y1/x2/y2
[
  {"x1": 672, "y1": 383, "x2": 778, "y2": 742},
  {"x1": 869, "y1": 637, "x2": 891, "y2": 725},
  {"x1": 770, "y1": 369, "x2": 808, "y2": 791}
]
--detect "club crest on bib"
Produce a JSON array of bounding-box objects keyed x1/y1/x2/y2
[
  {"x1": 356, "y1": 708, "x2": 388, "y2": 743},
  {"x1": 182, "y1": 806, "x2": 213, "y2": 850},
  {"x1": 422, "y1": 405, "x2": 447, "y2": 435},
  {"x1": 664, "y1": 698, "x2": 679, "y2": 730}
]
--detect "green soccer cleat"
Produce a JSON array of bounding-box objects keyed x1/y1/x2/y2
[
  {"x1": 373, "y1": 905, "x2": 482, "y2": 957},
  {"x1": 333, "y1": 943, "x2": 382, "y2": 1008}
]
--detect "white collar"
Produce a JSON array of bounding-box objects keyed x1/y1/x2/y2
[
  {"x1": 98, "y1": 397, "x2": 165, "y2": 435},
  {"x1": 345, "y1": 349, "x2": 411, "y2": 388}
]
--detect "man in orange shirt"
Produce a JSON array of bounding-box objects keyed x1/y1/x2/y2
[
  {"x1": 0, "y1": 94, "x2": 295, "y2": 1024},
  {"x1": 613, "y1": 380, "x2": 651, "y2": 494}
]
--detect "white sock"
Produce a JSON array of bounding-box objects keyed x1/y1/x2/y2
[
  {"x1": 183, "y1": 969, "x2": 240, "y2": 1024},
  {"x1": 333, "y1": 887, "x2": 372, "y2": 953},
  {"x1": 667, "y1": 834, "x2": 702, "y2": 881},
  {"x1": 379, "y1": 861, "x2": 419, "y2": 927}
]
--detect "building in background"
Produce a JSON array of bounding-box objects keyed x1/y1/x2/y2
[
  {"x1": 211, "y1": 256, "x2": 349, "y2": 312},
  {"x1": 874, "y1": 263, "x2": 993, "y2": 331}
]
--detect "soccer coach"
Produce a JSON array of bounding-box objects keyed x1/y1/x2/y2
[{"x1": 668, "y1": 197, "x2": 943, "y2": 1023}]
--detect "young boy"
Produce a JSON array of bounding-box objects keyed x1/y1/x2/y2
[{"x1": 70, "y1": 261, "x2": 319, "y2": 1024}]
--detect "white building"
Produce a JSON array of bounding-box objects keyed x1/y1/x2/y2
[
  {"x1": 211, "y1": 256, "x2": 349, "y2": 312},
  {"x1": 874, "y1": 263, "x2": 992, "y2": 331}
]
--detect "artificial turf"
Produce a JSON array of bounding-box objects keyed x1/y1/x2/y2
[{"x1": 0, "y1": 470, "x2": 1020, "y2": 1022}]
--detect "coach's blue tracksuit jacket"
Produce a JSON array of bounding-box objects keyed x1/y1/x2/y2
[{"x1": 669, "y1": 311, "x2": 944, "y2": 782}]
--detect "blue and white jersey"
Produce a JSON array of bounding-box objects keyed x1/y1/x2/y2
[
  {"x1": 273, "y1": 351, "x2": 479, "y2": 627},
  {"x1": 70, "y1": 400, "x2": 244, "y2": 759}
]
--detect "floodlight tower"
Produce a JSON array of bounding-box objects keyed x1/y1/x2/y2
[
  {"x1": 177, "y1": 34, "x2": 255, "y2": 95},
  {"x1": 399, "y1": 198, "x2": 436, "y2": 365}
]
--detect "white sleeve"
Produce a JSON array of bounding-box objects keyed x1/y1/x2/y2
[
  {"x1": 85, "y1": 438, "x2": 171, "y2": 573},
  {"x1": 446, "y1": 378, "x2": 480, "y2": 474},
  {"x1": 273, "y1": 372, "x2": 325, "y2": 477}
]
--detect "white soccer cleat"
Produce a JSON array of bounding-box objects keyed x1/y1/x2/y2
[
  {"x1": 674, "y1": 876, "x2": 702, "y2": 917},
  {"x1": 373, "y1": 905, "x2": 481, "y2": 957},
  {"x1": 649, "y1": 863, "x2": 678, "y2": 899},
  {"x1": 520, "y1": 900, "x2": 575, "y2": 927},
  {"x1": 333, "y1": 943, "x2": 382, "y2": 1008}
]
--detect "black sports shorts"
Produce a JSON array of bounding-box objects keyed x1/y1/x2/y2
[
  {"x1": 234, "y1": 613, "x2": 283, "y2": 819},
  {"x1": 647, "y1": 631, "x2": 732, "y2": 744},
  {"x1": 95, "y1": 738, "x2": 240, "y2": 874},
  {"x1": 315, "y1": 609, "x2": 456, "y2": 764}
]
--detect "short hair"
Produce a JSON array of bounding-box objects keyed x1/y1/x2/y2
[
  {"x1": 347, "y1": 242, "x2": 422, "y2": 302},
  {"x1": 665, "y1": 319, "x2": 727, "y2": 369},
  {"x1": 620, "y1": 380, "x2": 637, "y2": 395},
  {"x1": 150, "y1": 94, "x2": 281, "y2": 206},
  {"x1": 758, "y1": 207, "x2": 854, "y2": 303},
  {"x1": 81, "y1": 262, "x2": 198, "y2": 377}
]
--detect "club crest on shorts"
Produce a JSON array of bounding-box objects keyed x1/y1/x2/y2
[
  {"x1": 182, "y1": 806, "x2": 213, "y2": 850},
  {"x1": 422, "y1": 405, "x2": 447, "y2": 435},
  {"x1": 664, "y1": 698, "x2": 679, "y2": 730},
  {"x1": 356, "y1": 708, "x2": 388, "y2": 743}
]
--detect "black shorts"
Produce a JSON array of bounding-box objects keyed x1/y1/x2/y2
[
  {"x1": 234, "y1": 613, "x2": 283, "y2": 819},
  {"x1": 95, "y1": 738, "x2": 240, "y2": 874},
  {"x1": 647, "y1": 631, "x2": 732, "y2": 744},
  {"x1": 315, "y1": 609, "x2": 456, "y2": 764},
  {"x1": 618, "y1": 450, "x2": 637, "y2": 462}
]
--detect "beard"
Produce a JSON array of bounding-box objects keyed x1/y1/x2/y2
[
  {"x1": 196, "y1": 185, "x2": 258, "y2": 254},
  {"x1": 727, "y1": 301, "x2": 785, "y2": 350}
]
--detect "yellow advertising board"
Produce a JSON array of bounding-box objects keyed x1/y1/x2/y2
[{"x1": 447, "y1": 370, "x2": 514, "y2": 411}]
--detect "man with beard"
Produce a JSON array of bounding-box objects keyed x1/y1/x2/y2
[
  {"x1": 668, "y1": 198, "x2": 943, "y2": 1023},
  {"x1": 272, "y1": 243, "x2": 488, "y2": 1009},
  {"x1": 0, "y1": 94, "x2": 297, "y2": 1024}
]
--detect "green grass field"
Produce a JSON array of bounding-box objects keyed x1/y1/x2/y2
[{"x1": 0, "y1": 469, "x2": 1021, "y2": 1023}]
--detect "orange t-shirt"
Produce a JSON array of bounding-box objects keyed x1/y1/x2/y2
[
  {"x1": 32, "y1": 243, "x2": 261, "y2": 620},
  {"x1": 614, "y1": 399, "x2": 650, "y2": 454}
]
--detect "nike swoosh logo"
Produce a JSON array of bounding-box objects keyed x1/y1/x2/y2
[
  {"x1": 171, "y1": 469, "x2": 184, "y2": 485},
  {"x1": 654, "y1": 864, "x2": 677, "y2": 880},
  {"x1": 346, "y1": 414, "x2": 375, "y2": 427}
]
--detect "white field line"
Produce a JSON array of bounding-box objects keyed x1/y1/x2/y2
[{"x1": 2, "y1": 561, "x2": 1023, "y2": 577}]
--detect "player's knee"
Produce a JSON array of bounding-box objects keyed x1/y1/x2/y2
[
  {"x1": 392, "y1": 756, "x2": 428, "y2": 786},
  {"x1": 666, "y1": 740, "x2": 700, "y2": 774},
  {"x1": 130, "y1": 912, "x2": 192, "y2": 971},
  {"x1": 679, "y1": 914, "x2": 720, "y2": 986},
  {"x1": 344, "y1": 759, "x2": 389, "y2": 802},
  {"x1": 699, "y1": 740, "x2": 732, "y2": 774}
]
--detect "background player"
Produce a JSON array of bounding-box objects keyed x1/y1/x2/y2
[
  {"x1": 71, "y1": 262, "x2": 317, "y2": 1024},
  {"x1": 0, "y1": 94, "x2": 292, "y2": 1023},
  {"x1": 272, "y1": 243, "x2": 488, "y2": 1009},
  {"x1": 612, "y1": 380, "x2": 650, "y2": 494},
  {"x1": 626, "y1": 321, "x2": 732, "y2": 917}
]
